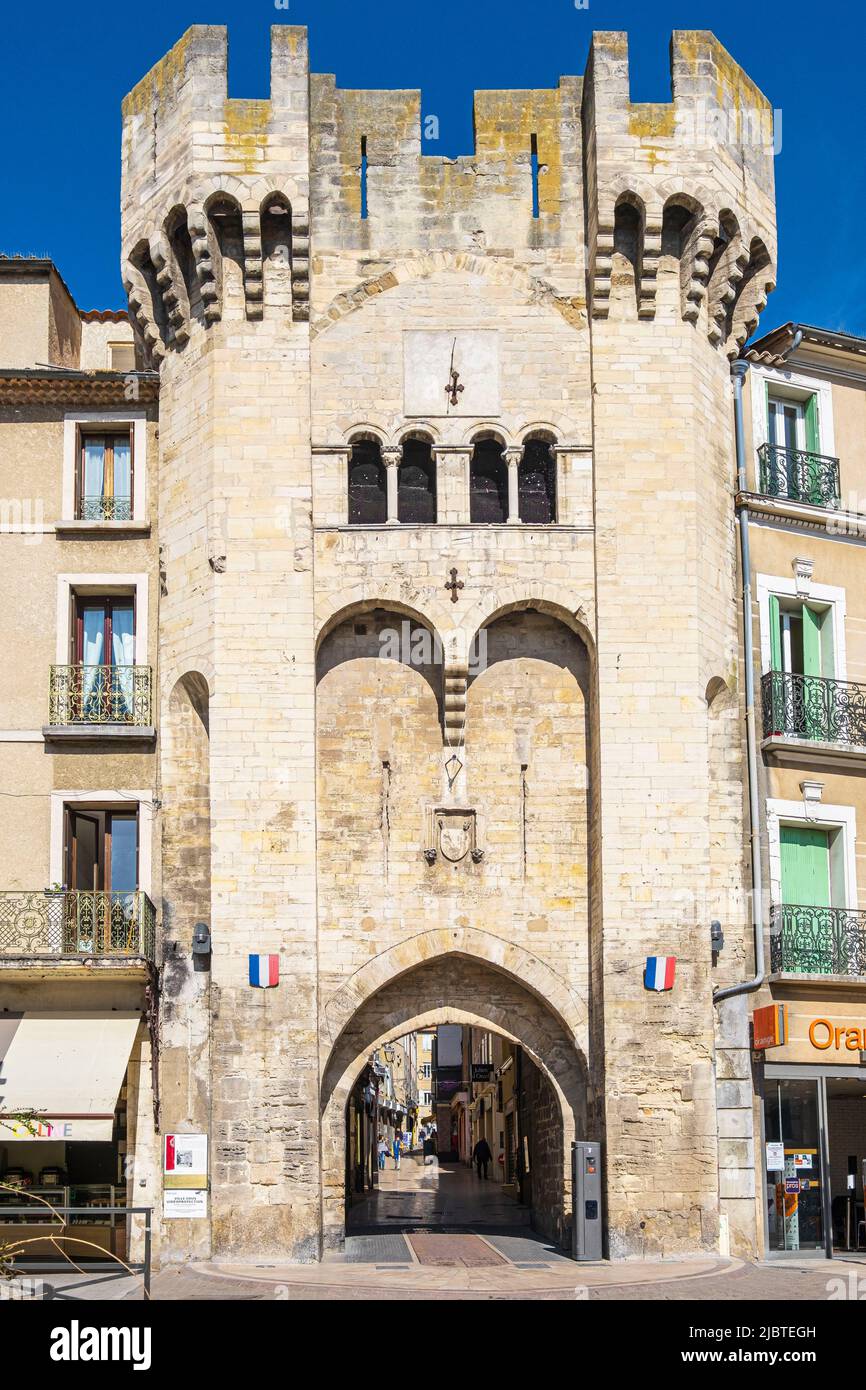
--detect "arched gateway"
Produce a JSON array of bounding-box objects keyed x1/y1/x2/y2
[{"x1": 320, "y1": 946, "x2": 590, "y2": 1250}]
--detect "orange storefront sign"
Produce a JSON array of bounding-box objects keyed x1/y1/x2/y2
[
  {"x1": 753, "y1": 1003, "x2": 788, "y2": 1050},
  {"x1": 807, "y1": 1018, "x2": 866, "y2": 1053}
]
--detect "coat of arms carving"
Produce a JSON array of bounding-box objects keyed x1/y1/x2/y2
[{"x1": 424, "y1": 807, "x2": 483, "y2": 864}]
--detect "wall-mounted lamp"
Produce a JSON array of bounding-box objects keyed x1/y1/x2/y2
[{"x1": 192, "y1": 922, "x2": 211, "y2": 966}]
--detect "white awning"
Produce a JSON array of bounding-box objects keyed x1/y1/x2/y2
[{"x1": 0, "y1": 1011, "x2": 140, "y2": 1142}]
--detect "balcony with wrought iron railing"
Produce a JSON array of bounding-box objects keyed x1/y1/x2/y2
[
  {"x1": 770, "y1": 903, "x2": 866, "y2": 978},
  {"x1": 46, "y1": 664, "x2": 154, "y2": 738},
  {"x1": 0, "y1": 889, "x2": 156, "y2": 964},
  {"x1": 79, "y1": 494, "x2": 133, "y2": 522},
  {"x1": 757, "y1": 443, "x2": 841, "y2": 509},
  {"x1": 761, "y1": 670, "x2": 866, "y2": 761}
]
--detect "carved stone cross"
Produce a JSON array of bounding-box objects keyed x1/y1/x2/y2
[
  {"x1": 446, "y1": 367, "x2": 464, "y2": 407},
  {"x1": 445, "y1": 567, "x2": 464, "y2": 603}
]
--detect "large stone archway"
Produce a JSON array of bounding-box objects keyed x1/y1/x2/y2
[{"x1": 320, "y1": 950, "x2": 590, "y2": 1252}]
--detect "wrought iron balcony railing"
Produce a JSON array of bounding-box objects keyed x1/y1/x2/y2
[
  {"x1": 0, "y1": 889, "x2": 156, "y2": 961},
  {"x1": 78, "y1": 494, "x2": 132, "y2": 522},
  {"x1": 757, "y1": 442, "x2": 841, "y2": 509},
  {"x1": 761, "y1": 670, "x2": 866, "y2": 748},
  {"x1": 48, "y1": 664, "x2": 152, "y2": 727},
  {"x1": 771, "y1": 902, "x2": 866, "y2": 977}
]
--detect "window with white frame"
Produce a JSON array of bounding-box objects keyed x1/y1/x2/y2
[
  {"x1": 751, "y1": 367, "x2": 839, "y2": 508},
  {"x1": 77, "y1": 429, "x2": 133, "y2": 521},
  {"x1": 767, "y1": 798, "x2": 858, "y2": 974},
  {"x1": 758, "y1": 575, "x2": 846, "y2": 682},
  {"x1": 50, "y1": 789, "x2": 154, "y2": 896},
  {"x1": 62, "y1": 413, "x2": 147, "y2": 524}
]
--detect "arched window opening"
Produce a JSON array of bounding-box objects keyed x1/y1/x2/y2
[
  {"x1": 611, "y1": 198, "x2": 642, "y2": 318},
  {"x1": 166, "y1": 209, "x2": 201, "y2": 327},
  {"x1": 261, "y1": 195, "x2": 292, "y2": 311},
  {"x1": 348, "y1": 439, "x2": 387, "y2": 525},
  {"x1": 206, "y1": 195, "x2": 244, "y2": 309},
  {"x1": 660, "y1": 202, "x2": 694, "y2": 265},
  {"x1": 519, "y1": 439, "x2": 557, "y2": 524},
  {"x1": 470, "y1": 439, "x2": 507, "y2": 524},
  {"x1": 398, "y1": 438, "x2": 436, "y2": 524},
  {"x1": 657, "y1": 200, "x2": 699, "y2": 319}
]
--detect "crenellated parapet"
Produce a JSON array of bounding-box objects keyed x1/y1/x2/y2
[
  {"x1": 120, "y1": 26, "x2": 312, "y2": 360},
  {"x1": 582, "y1": 30, "x2": 777, "y2": 355},
  {"x1": 120, "y1": 24, "x2": 777, "y2": 362}
]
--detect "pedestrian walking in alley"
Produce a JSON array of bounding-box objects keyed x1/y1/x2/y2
[
  {"x1": 472, "y1": 1136, "x2": 492, "y2": 1179},
  {"x1": 393, "y1": 1134, "x2": 401, "y2": 1170},
  {"x1": 377, "y1": 1134, "x2": 388, "y2": 1171}
]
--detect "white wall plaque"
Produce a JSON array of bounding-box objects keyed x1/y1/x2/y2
[
  {"x1": 163, "y1": 1189, "x2": 208, "y2": 1219},
  {"x1": 403, "y1": 331, "x2": 500, "y2": 417}
]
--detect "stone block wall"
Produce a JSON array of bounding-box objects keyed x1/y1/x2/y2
[
  {"x1": 118, "y1": 23, "x2": 777, "y2": 1262},
  {"x1": 518, "y1": 1049, "x2": 567, "y2": 1247}
]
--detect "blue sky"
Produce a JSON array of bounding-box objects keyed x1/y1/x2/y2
[{"x1": 1, "y1": 0, "x2": 862, "y2": 336}]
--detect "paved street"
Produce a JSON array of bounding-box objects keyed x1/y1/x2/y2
[
  {"x1": 24, "y1": 1158, "x2": 866, "y2": 1301},
  {"x1": 347, "y1": 1155, "x2": 531, "y2": 1234},
  {"x1": 36, "y1": 1250, "x2": 866, "y2": 1302}
]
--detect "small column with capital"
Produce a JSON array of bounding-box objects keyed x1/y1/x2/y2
[
  {"x1": 382, "y1": 446, "x2": 402, "y2": 525},
  {"x1": 503, "y1": 446, "x2": 523, "y2": 524}
]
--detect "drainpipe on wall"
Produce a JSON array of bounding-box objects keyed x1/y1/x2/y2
[{"x1": 714, "y1": 332, "x2": 803, "y2": 1007}]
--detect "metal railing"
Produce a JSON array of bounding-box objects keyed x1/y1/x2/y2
[
  {"x1": 0, "y1": 890, "x2": 156, "y2": 961},
  {"x1": 771, "y1": 902, "x2": 866, "y2": 977},
  {"x1": 48, "y1": 664, "x2": 152, "y2": 727},
  {"x1": 0, "y1": 1203, "x2": 151, "y2": 1299},
  {"x1": 78, "y1": 495, "x2": 132, "y2": 522},
  {"x1": 761, "y1": 670, "x2": 866, "y2": 748},
  {"x1": 757, "y1": 442, "x2": 841, "y2": 509}
]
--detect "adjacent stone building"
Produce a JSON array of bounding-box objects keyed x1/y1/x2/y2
[{"x1": 1, "y1": 25, "x2": 790, "y2": 1264}]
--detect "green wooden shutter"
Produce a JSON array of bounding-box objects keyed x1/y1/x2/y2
[
  {"x1": 769, "y1": 595, "x2": 782, "y2": 671},
  {"x1": 780, "y1": 825, "x2": 830, "y2": 906},
  {"x1": 802, "y1": 605, "x2": 822, "y2": 676},
  {"x1": 802, "y1": 605, "x2": 824, "y2": 739},
  {"x1": 805, "y1": 395, "x2": 820, "y2": 453},
  {"x1": 804, "y1": 395, "x2": 821, "y2": 503},
  {"x1": 779, "y1": 824, "x2": 835, "y2": 973},
  {"x1": 767, "y1": 594, "x2": 785, "y2": 735}
]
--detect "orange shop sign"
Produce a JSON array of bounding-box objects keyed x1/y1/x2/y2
[
  {"x1": 753, "y1": 1003, "x2": 788, "y2": 1050},
  {"x1": 808, "y1": 1018, "x2": 866, "y2": 1053}
]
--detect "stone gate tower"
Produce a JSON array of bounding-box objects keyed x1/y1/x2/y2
[{"x1": 121, "y1": 26, "x2": 776, "y2": 1262}]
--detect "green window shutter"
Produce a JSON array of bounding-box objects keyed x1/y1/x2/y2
[
  {"x1": 820, "y1": 607, "x2": 835, "y2": 680},
  {"x1": 801, "y1": 605, "x2": 826, "y2": 739},
  {"x1": 769, "y1": 594, "x2": 782, "y2": 670},
  {"x1": 802, "y1": 605, "x2": 823, "y2": 677},
  {"x1": 805, "y1": 394, "x2": 820, "y2": 454},
  {"x1": 803, "y1": 396, "x2": 822, "y2": 503},
  {"x1": 780, "y1": 824, "x2": 831, "y2": 907}
]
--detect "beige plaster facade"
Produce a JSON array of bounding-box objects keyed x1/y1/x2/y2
[{"x1": 739, "y1": 326, "x2": 866, "y2": 1256}]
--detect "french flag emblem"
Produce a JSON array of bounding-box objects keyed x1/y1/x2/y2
[
  {"x1": 249, "y1": 954, "x2": 279, "y2": 988},
  {"x1": 645, "y1": 956, "x2": 676, "y2": 992}
]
